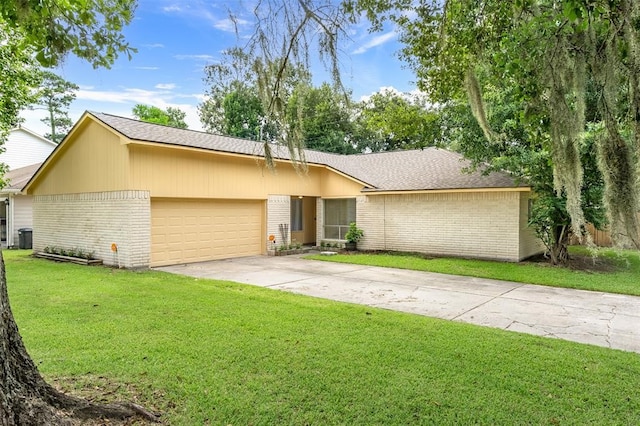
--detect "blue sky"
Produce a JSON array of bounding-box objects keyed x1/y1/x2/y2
[{"x1": 21, "y1": 0, "x2": 418, "y2": 135}]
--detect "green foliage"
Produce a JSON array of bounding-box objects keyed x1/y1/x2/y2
[
  {"x1": 350, "y1": 0, "x2": 640, "y2": 250},
  {"x1": 0, "y1": 0, "x2": 135, "y2": 179},
  {"x1": 446, "y1": 81, "x2": 606, "y2": 263},
  {"x1": 198, "y1": 48, "x2": 308, "y2": 145},
  {"x1": 356, "y1": 88, "x2": 443, "y2": 152},
  {"x1": 43, "y1": 246, "x2": 96, "y2": 260},
  {"x1": 6, "y1": 250, "x2": 640, "y2": 424},
  {"x1": 31, "y1": 70, "x2": 78, "y2": 143},
  {"x1": 0, "y1": 25, "x2": 39, "y2": 188},
  {"x1": 0, "y1": 0, "x2": 136, "y2": 68},
  {"x1": 287, "y1": 83, "x2": 357, "y2": 154},
  {"x1": 220, "y1": 90, "x2": 265, "y2": 140},
  {"x1": 344, "y1": 222, "x2": 364, "y2": 243},
  {"x1": 132, "y1": 104, "x2": 188, "y2": 129}
]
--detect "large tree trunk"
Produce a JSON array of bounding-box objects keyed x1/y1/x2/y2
[
  {"x1": 0, "y1": 251, "x2": 160, "y2": 425},
  {"x1": 548, "y1": 225, "x2": 570, "y2": 265}
]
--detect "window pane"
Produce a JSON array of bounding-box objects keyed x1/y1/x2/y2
[
  {"x1": 324, "y1": 198, "x2": 356, "y2": 239},
  {"x1": 291, "y1": 198, "x2": 302, "y2": 231},
  {"x1": 324, "y1": 226, "x2": 339, "y2": 239}
]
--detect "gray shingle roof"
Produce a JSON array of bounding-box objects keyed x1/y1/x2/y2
[
  {"x1": 91, "y1": 112, "x2": 524, "y2": 191},
  {"x1": 4, "y1": 162, "x2": 42, "y2": 190}
]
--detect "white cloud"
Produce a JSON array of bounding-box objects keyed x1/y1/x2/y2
[
  {"x1": 17, "y1": 109, "x2": 50, "y2": 136},
  {"x1": 157, "y1": 1, "x2": 252, "y2": 35},
  {"x1": 134, "y1": 66, "x2": 159, "y2": 70},
  {"x1": 162, "y1": 5, "x2": 182, "y2": 12},
  {"x1": 155, "y1": 83, "x2": 177, "y2": 90},
  {"x1": 359, "y1": 86, "x2": 432, "y2": 107},
  {"x1": 174, "y1": 54, "x2": 215, "y2": 61},
  {"x1": 143, "y1": 43, "x2": 165, "y2": 48},
  {"x1": 213, "y1": 17, "x2": 249, "y2": 32},
  {"x1": 43, "y1": 86, "x2": 206, "y2": 131},
  {"x1": 352, "y1": 31, "x2": 397, "y2": 55}
]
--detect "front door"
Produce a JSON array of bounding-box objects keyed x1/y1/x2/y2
[{"x1": 290, "y1": 196, "x2": 316, "y2": 245}]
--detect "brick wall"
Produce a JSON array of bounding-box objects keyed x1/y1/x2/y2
[
  {"x1": 33, "y1": 191, "x2": 151, "y2": 268},
  {"x1": 354, "y1": 191, "x2": 540, "y2": 261},
  {"x1": 316, "y1": 198, "x2": 324, "y2": 245},
  {"x1": 266, "y1": 195, "x2": 290, "y2": 250}
]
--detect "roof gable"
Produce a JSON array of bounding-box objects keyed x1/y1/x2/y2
[{"x1": 2, "y1": 127, "x2": 56, "y2": 170}]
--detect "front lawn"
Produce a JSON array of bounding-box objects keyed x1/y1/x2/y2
[
  {"x1": 307, "y1": 246, "x2": 640, "y2": 296},
  {"x1": 5, "y1": 250, "x2": 640, "y2": 424}
]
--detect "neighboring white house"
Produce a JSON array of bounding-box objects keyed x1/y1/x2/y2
[{"x1": 0, "y1": 127, "x2": 56, "y2": 247}]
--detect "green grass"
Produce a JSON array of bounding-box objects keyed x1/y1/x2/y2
[
  {"x1": 5, "y1": 249, "x2": 640, "y2": 425},
  {"x1": 307, "y1": 246, "x2": 640, "y2": 296}
]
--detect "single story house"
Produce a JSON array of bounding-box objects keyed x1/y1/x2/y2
[
  {"x1": 23, "y1": 111, "x2": 543, "y2": 268},
  {"x1": 1, "y1": 127, "x2": 56, "y2": 247}
]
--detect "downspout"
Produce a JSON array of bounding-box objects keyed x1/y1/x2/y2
[
  {"x1": 6, "y1": 196, "x2": 12, "y2": 248},
  {"x1": 9, "y1": 195, "x2": 14, "y2": 248}
]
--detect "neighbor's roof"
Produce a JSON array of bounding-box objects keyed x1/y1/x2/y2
[
  {"x1": 9, "y1": 126, "x2": 56, "y2": 146},
  {"x1": 3, "y1": 162, "x2": 42, "y2": 191},
  {"x1": 91, "y1": 111, "x2": 524, "y2": 192}
]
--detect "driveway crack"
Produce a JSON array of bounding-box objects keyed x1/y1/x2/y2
[{"x1": 451, "y1": 283, "x2": 526, "y2": 320}]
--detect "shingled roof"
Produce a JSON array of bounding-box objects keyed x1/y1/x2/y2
[
  {"x1": 3, "y1": 163, "x2": 42, "y2": 191},
  {"x1": 91, "y1": 112, "x2": 524, "y2": 192}
]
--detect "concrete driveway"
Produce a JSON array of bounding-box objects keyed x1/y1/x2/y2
[{"x1": 156, "y1": 255, "x2": 640, "y2": 354}]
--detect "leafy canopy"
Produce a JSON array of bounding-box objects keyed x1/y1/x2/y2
[
  {"x1": 0, "y1": 0, "x2": 136, "y2": 68},
  {"x1": 132, "y1": 105, "x2": 188, "y2": 129},
  {"x1": 348, "y1": 0, "x2": 640, "y2": 249}
]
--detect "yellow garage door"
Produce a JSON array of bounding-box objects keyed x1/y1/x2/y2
[{"x1": 151, "y1": 198, "x2": 264, "y2": 267}]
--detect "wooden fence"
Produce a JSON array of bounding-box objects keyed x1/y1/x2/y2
[{"x1": 574, "y1": 213, "x2": 640, "y2": 247}]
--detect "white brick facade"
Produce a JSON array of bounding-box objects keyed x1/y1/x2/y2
[
  {"x1": 316, "y1": 198, "x2": 324, "y2": 245},
  {"x1": 33, "y1": 191, "x2": 151, "y2": 268},
  {"x1": 335, "y1": 191, "x2": 542, "y2": 262},
  {"x1": 266, "y1": 195, "x2": 291, "y2": 250}
]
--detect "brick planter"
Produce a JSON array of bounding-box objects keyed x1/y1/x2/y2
[{"x1": 34, "y1": 252, "x2": 103, "y2": 266}]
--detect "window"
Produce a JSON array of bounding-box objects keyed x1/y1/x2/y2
[
  {"x1": 291, "y1": 197, "x2": 303, "y2": 231},
  {"x1": 324, "y1": 198, "x2": 356, "y2": 239}
]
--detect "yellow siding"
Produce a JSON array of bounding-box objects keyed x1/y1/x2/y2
[
  {"x1": 129, "y1": 145, "x2": 364, "y2": 199},
  {"x1": 320, "y1": 169, "x2": 366, "y2": 197},
  {"x1": 28, "y1": 120, "x2": 130, "y2": 195}
]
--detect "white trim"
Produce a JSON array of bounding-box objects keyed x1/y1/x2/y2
[{"x1": 9, "y1": 126, "x2": 57, "y2": 147}]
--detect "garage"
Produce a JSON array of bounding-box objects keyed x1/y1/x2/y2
[{"x1": 151, "y1": 198, "x2": 264, "y2": 267}]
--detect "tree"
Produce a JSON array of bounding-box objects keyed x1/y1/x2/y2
[
  {"x1": 287, "y1": 83, "x2": 357, "y2": 154},
  {"x1": 356, "y1": 88, "x2": 443, "y2": 152},
  {"x1": 0, "y1": 24, "x2": 39, "y2": 187},
  {"x1": 198, "y1": 47, "x2": 312, "y2": 158},
  {"x1": 132, "y1": 104, "x2": 188, "y2": 129},
  {"x1": 220, "y1": 90, "x2": 265, "y2": 139},
  {"x1": 31, "y1": 70, "x2": 78, "y2": 144},
  {"x1": 0, "y1": 0, "x2": 136, "y2": 68},
  {"x1": 199, "y1": 48, "x2": 262, "y2": 137},
  {"x1": 444, "y1": 82, "x2": 606, "y2": 264},
  {"x1": 223, "y1": 1, "x2": 350, "y2": 163},
  {"x1": 347, "y1": 0, "x2": 640, "y2": 250},
  {"x1": 1, "y1": 2, "x2": 159, "y2": 424}
]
